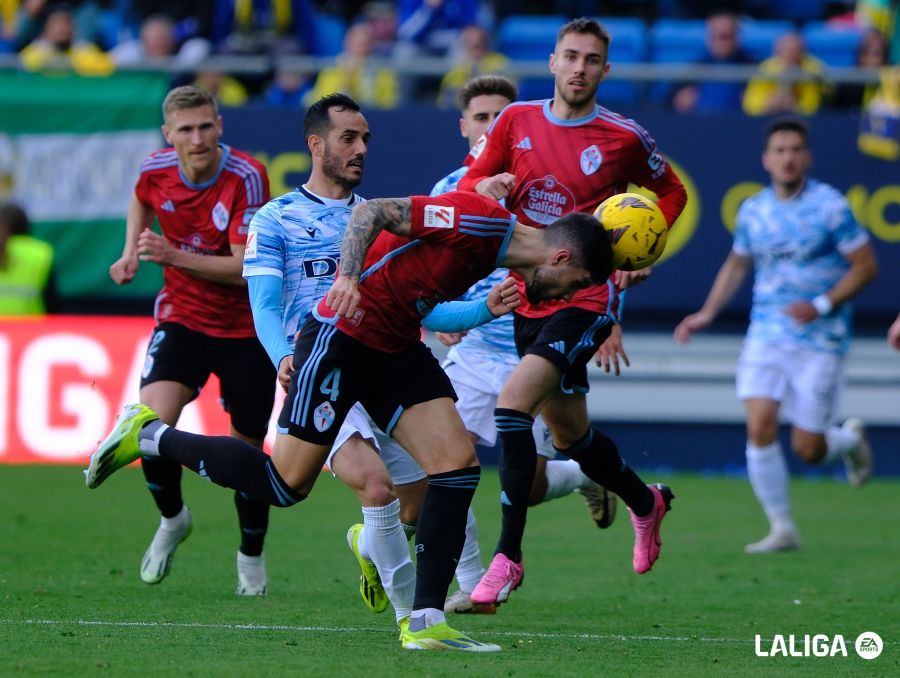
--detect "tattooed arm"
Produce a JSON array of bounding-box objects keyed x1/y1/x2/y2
[{"x1": 326, "y1": 198, "x2": 412, "y2": 317}]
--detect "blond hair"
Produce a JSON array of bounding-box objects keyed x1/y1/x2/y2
[{"x1": 162, "y1": 85, "x2": 218, "y2": 122}]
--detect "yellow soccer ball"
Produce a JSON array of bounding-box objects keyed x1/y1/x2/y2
[{"x1": 594, "y1": 193, "x2": 668, "y2": 271}]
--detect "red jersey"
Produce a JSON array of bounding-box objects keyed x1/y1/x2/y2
[
  {"x1": 458, "y1": 100, "x2": 687, "y2": 318},
  {"x1": 315, "y1": 191, "x2": 515, "y2": 352},
  {"x1": 134, "y1": 144, "x2": 269, "y2": 338}
]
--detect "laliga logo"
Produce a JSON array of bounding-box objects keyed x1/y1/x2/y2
[{"x1": 754, "y1": 632, "x2": 883, "y2": 659}]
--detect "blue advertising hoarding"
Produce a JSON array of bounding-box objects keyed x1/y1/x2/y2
[{"x1": 225, "y1": 107, "x2": 898, "y2": 319}]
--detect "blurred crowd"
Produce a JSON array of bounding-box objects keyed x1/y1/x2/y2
[{"x1": 0, "y1": 0, "x2": 897, "y2": 113}]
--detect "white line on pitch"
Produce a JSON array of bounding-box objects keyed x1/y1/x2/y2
[{"x1": 1, "y1": 618, "x2": 749, "y2": 644}]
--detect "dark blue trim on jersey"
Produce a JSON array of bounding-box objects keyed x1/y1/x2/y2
[
  {"x1": 359, "y1": 239, "x2": 424, "y2": 283},
  {"x1": 542, "y1": 100, "x2": 601, "y2": 127},
  {"x1": 385, "y1": 406, "x2": 404, "y2": 437},
  {"x1": 298, "y1": 185, "x2": 357, "y2": 206},
  {"x1": 179, "y1": 144, "x2": 231, "y2": 190},
  {"x1": 596, "y1": 108, "x2": 655, "y2": 152},
  {"x1": 495, "y1": 215, "x2": 517, "y2": 267}
]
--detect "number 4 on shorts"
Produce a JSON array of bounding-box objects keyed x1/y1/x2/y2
[{"x1": 319, "y1": 368, "x2": 341, "y2": 401}]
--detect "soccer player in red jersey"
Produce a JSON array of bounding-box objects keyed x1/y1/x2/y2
[
  {"x1": 86, "y1": 187, "x2": 614, "y2": 651},
  {"x1": 107, "y1": 85, "x2": 276, "y2": 595},
  {"x1": 456, "y1": 18, "x2": 689, "y2": 604}
]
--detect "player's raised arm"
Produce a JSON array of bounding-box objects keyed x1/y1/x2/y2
[{"x1": 326, "y1": 197, "x2": 412, "y2": 317}]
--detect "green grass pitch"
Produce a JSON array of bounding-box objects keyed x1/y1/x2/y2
[{"x1": 1, "y1": 465, "x2": 896, "y2": 676}]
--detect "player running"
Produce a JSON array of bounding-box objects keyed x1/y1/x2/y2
[
  {"x1": 107, "y1": 85, "x2": 276, "y2": 595},
  {"x1": 456, "y1": 18, "x2": 689, "y2": 606}
]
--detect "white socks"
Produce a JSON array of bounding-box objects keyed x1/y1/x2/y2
[
  {"x1": 360, "y1": 500, "x2": 416, "y2": 622},
  {"x1": 746, "y1": 441, "x2": 795, "y2": 534},
  {"x1": 824, "y1": 425, "x2": 859, "y2": 464},
  {"x1": 160, "y1": 504, "x2": 189, "y2": 531},
  {"x1": 453, "y1": 508, "x2": 484, "y2": 593},
  {"x1": 543, "y1": 459, "x2": 590, "y2": 502},
  {"x1": 409, "y1": 607, "x2": 445, "y2": 631}
]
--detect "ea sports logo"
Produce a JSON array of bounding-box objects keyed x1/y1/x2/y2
[{"x1": 855, "y1": 632, "x2": 883, "y2": 660}]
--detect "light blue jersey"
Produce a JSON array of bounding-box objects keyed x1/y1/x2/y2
[
  {"x1": 430, "y1": 167, "x2": 518, "y2": 363},
  {"x1": 430, "y1": 166, "x2": 467, "y2": 197},
  {"x1": 243, "y1": 186, "x2": 363, "y2": 366},
  {"x1": 733, "y1": 178, "x2": 869, "y2": 355}
]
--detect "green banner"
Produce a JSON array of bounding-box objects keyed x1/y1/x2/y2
[{"x1": 0, "y1": 72, "x2": 170, "y2": 301}]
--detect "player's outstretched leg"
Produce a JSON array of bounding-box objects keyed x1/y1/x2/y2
[
  {"x1": 399, "y1": 618, "x2": 501, "y2": 652},
  {"x1": 347, "y1": 523, "x2": 388, "y2": 613},
  {"x1": 629, "y1": 483, "x2": 674, "y2": 574},
  {"x1": 85, "y1": 404, "x2": 160, "y2": 488},
  {"x1": 140, "y1": 505, "x2": 192, "y2": 584}
]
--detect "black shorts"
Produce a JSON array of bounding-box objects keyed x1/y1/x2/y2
[
  {"x1": 278, "y1": 318, "x2": 456, "y2": 445},
  {"x1": 140, "y1": 322, "x2": 276, "y2": 440},
  {"x1": 513, "y1": 308, "x2": 614, "y2": 394}
]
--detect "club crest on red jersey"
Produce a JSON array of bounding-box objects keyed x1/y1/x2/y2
[
  {"x1": 580, "y1": 145, "x2": 603, "y2": 176},
  {"x1": 521, "y1": 175, "x2": 575, "y2": 225},
  {"x1": 212, "y1": 201, "x2": 230, "y2": 231}
]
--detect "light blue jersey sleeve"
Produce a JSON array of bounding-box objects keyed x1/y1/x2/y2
[
  {"x1": 248, "y1": 274, "x2": 293, "y2": 368},
  {"x1": 422, "y1": 297, "x2": 495, "y2": 332}
]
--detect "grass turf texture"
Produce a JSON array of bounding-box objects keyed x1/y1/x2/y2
[{"x1": 1, "y1": 465, "x2": 896, "y2": 676}]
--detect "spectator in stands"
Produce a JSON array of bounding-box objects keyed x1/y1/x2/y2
[
  {"x1": 13, "y1": 0, "x2": 111, "y2": 50},
  {"x1": 19, "y1": 6, "x2": 114, "y2": 75},
  {"x1": 211, "y1": 0, "x2": 318, "y2": 56},
  {"x1": 111, "y1": 14, "x2": 209, "y2": 69},
  {"x1": 262, "y1": 66, "x2": 311, "y2": 106},
  {"x1": 305, "y1": 22, "x2": 398, "y2": 109},
  {"x1": 359, "y1": 1, "x2": 397, "y2": 58},
  {"x1": 743, "y1": 32, "x2": 829, "y2": 116},
  {"x1": 672, "y1": 11, "x2": 755, "y2": 114},
  {"x1": 437, "y1": 24, "x2": 508, "y2": 108},
  {"x1": 831, "y1": 29, "x2": 889, "y2": 109},
  {"x1": 193, "y1": 69, "x2": 249, "y2": 107},
  {"x1": 0, "y1": 201, "x2": 55, "y2": 315},
  {"x1": 395, "y1": 0, "x2": 481, "y2": 58}
]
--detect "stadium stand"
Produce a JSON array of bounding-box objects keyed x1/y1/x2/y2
[{"x1": 802, "y1": 21, "x2": 864, "y2": 66}]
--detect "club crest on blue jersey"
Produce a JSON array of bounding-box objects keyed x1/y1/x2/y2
[
  {"x1": 580, "y1": 145, "x2": 603, "y2": 176},
  {"x1": 313, "y1": 401, "x2": 336, "y2": 432},
  {"x1": 212, "y1": 201, "x2": 230, "y2": 231}
]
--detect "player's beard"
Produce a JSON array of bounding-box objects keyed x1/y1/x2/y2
[
  {"x1": 322, "y1": 147, "x2": 363, "y2": 190},
  {"x1": 525, "y1": 267, "x2": 553, "y2": 304},
  {"x1": 556, "y1": 77, "x2": 597, "y2": 111}
]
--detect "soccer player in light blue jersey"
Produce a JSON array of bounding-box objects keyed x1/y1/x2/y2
[
  {"x1": 430, "y1": 76, "x2": 619, "y2": 613},
  {"x1": 675, "y1": 117, "x2": 878, "y2": 553},
  {"x1": 243, "y1": 93, "x2": 516, "y2": 631}
]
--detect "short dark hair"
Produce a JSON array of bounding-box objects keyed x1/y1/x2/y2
[
  {"x1": 545, "y1": 212, "x2": 613, "y2": 283},
  {"x1": 765, "y1": 116, "x2": 809, "y2": 147},
  {"x1": 457, "y1": 75, "x2": 517, "y2": 112},
  {"x1": 0, "y1": 202, "x2": 30, "y2": 236},
  {"x1": 303, "y1": 93, "x2": 361, "y2": 143},
  {"x1": 557, "y1": 17, "x2": 611, "y2": 51}
]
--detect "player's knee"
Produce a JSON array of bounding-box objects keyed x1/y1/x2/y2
[
  {"x1": 746, "y1": 421, "x2": 777, "y2": 446},
  {"x1": 358, "y1": 478, "x2": 397, "y2": 507}
]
